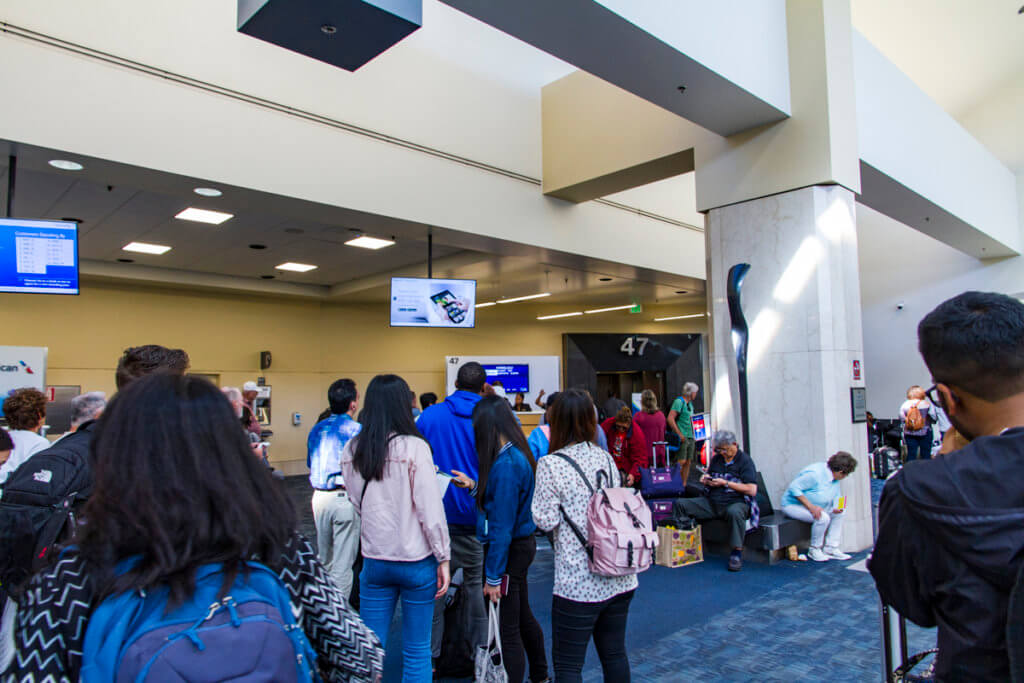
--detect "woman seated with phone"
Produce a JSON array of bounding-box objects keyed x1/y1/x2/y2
[
  {"x1": 451, "y1": 396, "x2": 549, "y2": 683},
  {"x1": 780, "y1": 451, "x2": 858, "y2": 562}
]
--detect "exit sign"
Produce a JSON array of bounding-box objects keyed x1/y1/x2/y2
[{"x1": 630, "y1": 304, "x2": 643, "y2": 314}]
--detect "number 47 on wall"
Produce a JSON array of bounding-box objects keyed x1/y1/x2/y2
[{"x1": 620, "y1": 336, "x2": 650, "y2": 357}]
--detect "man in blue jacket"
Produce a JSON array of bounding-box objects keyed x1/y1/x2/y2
[{"x1": 417, "y1": 361, "x2": 487, "y2": 666}]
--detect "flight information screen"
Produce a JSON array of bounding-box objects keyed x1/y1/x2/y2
[{"x1": 0, "y1": 218, "x2": 80, "y2": 295}]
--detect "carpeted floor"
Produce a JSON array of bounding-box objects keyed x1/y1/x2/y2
[{"x1": 285, "y1": 476, "x2": 934, "y2": 681}]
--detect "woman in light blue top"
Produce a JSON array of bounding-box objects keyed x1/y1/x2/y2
[{"x1": 781, "y1": 452, "x2": 858, "y2": 562}]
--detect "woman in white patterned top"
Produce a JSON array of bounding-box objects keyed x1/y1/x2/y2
[{"x1": 531, "y1": 389, "x2": 637, "y2": 682}]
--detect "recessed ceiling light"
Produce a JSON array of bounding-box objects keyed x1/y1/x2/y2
[
  {"x1": 117, "y1": 258, "x2": 134, "y2": 263},
  {"x1": 175, "y1": 207, "x2": 234, "y2": 224},
  {"x1": 261, "y1": 275, "x2": 276, "y2": 280},
  {"x1": 123, "y1": 241, "x2": 172, "y2": 255},
  {"x1": 275, "y1": 262, "x2": 318, "y2": 272},
  {"x1": 345, "y1": 236, "x2": 395, "y2": 250},
  {"x1": 654, "y1": 313, "x2": 705, "y2": 322},
  {"x1": 537, "y1": 311, "x2": 583, "y2": 320},
  {"x1": 599, "y1": 277, "x2": 613, "y2": 282},
  {"x1": 48, "y1": 159, "x2": 83, "y2": 171},
  {"x1": 249, "y1": 243, "x2": 267, "y2": 250},
  {"x1": 193, "y1": 187, "x2": 223, "y2": 198},
  {"x1": 475, "y1": 302, "x2": 497, "y2": 308},
  {"x1": 584, "y1": 304, "x2": 634, "y2": 314},
  {"x1": 498, "y1": 293, "x2": 551, "y2": 304}
]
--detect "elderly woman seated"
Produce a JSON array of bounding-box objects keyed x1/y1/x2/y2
[{"x1": 781, "y1": 451, "x2": 858, "y2": 561}]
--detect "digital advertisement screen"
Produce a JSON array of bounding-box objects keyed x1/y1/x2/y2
[
  {"x1": 0, "y1": 218, "x2": 79, "y2": 295},
  {"x1": 390, "y1": 277, "x2": 476, "y2": 328},
  {"x1": 691, "y1": 413, "x2": 709, "y2": 441},
  {"x1": 483, "y1": 364, "x2": 530, "y2": 393}
]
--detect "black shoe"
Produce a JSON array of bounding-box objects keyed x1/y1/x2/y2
[{"x1": 728, "y1": 551, "x2": 743, "y2": 572}]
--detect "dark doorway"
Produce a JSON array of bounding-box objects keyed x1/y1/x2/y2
[{"x1": 596, "y1": 370, "x2": 668, "y2": 415}]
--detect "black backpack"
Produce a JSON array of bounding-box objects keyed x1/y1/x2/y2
[{"x1": 0, "y1": 425, "x2": 94, "y2": 596}]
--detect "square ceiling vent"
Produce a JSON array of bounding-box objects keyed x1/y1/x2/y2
[{"x1": 238, "y1": 0, "x2": 422, "y2": 72}]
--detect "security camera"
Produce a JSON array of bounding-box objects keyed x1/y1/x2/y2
[{"x1": 896, "y1": 302, "x2": 905, "y2": 310}]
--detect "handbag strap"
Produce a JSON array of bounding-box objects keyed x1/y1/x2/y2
[
  {"x1": 487, "y1": 601, "x2": 504, "y2": 657},
  {"x1": 551, "y1": 452, "x2": 596, "y2": 561},
  {"x1": 890, "y1": 649, "x2": 938, "y2": 682}
]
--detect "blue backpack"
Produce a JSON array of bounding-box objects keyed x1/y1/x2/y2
[{"x1": 81, "y1": 560, "x2": 320, "y2": 682}]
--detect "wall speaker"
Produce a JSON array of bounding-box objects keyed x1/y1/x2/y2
[{"x1": 260, "y1": 351, "x2": 272, "y2": 370}]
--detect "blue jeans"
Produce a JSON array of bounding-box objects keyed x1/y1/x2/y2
[
  {"x1": 905, "y1": 433, "x2": 932, "y2": 461},
  {"x1": 360, "y1": 556, "x2": 438, "y2": 683}
]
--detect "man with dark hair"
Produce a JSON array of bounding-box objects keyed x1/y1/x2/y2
[
  {"x1": 781, "y1": 452, "x2": 857, "y2": 562},
  {"x1": 115, "y1": 345, "x2": 190, "y2": 391},
  {"x1": 417, "y1": 362, "x2": 488, "y2": 666},
  {"x1": 0, "y1": 388, "x2": 49, "y2": 483},
  {"x1": 419, "y1": 392, "x2": 438, "y2": 412},
  {"x1": 870, "y1": 291, "x2": 1024, "y2": 681},
  {"x1": 307, "y1": 378, "x2": 362, "y2": 600}
]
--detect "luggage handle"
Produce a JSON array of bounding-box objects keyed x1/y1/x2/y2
[{"x1": 650, "y1": 441, "x2": 670, "y2": 470}]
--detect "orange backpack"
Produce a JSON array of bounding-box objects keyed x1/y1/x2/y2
[{"x1": 905, "y1": 401, "x2": 926, "y2": 431}]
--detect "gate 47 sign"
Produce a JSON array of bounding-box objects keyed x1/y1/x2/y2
[{"x1": 620, "y1": 336, "x2": 650, "y2": 357}]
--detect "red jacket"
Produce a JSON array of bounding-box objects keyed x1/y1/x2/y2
[{"x1": 600, "y1": 417, "x2": 649, "y2": 479}]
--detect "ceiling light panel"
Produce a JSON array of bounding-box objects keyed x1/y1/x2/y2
[
  {"x1": 498, "y1": 293, "x2": 551, "y2": 304},
  {"x1": 275, "y1": 262, "x2": 318, "y2": 272},
  {"x1": 175, "y1": 207, "x2": 234, "y2": 224},
  {"x1": 123, "y1": 241, "x2": 171, "y2": 255},
  {"x1": 475, "y1": 302, "x2": 497, "y2": 308},
  {"x1": 654, "y1": 313, "x2": 706, "y2": 322},
  {"x1": 345, "y1": 236, "x2": 396, "y2": 250},
  {"x1": 537, "y1": 311, "x2": 583, "y2": 320},
  {"x1": 193, "y1": 187, "x2": 223, "y2": 197},
  {"x1": 584, "y1": 304, "x2": 634, "y2": 314}
]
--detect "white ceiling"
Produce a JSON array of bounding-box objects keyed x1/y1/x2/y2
[
  {"x1": 0, "y1": 141, "x2": 703, "y2": 307},
  {"x1": 852, "y1": 1, "x2": 1023, "y2": 118}
]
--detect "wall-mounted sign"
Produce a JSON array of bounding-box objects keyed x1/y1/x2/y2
[
  {"x1": 850, "y1": 387, "x2": 868, "y2": 423},
  {"x1": 853, "y1": 360, "x2": 862, "y2": 381},
  {"x1": 0, "y1": 346, "x2": 47, "y2": 405},
  {"x1": 691, "y1": 412, "x2": 710, "y2": 441}
]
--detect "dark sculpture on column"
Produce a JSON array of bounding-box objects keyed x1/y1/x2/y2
[{"x1": 727, "y1": 263, "x2": 752, "y2": 454}]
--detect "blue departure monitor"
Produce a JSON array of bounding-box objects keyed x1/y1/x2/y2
[
  {"x1": 482, "y1": 364, "x2": 530, "y2": 393},
  {"x1": 0, "y1": 218, "x2": 80, "y2": 295}
]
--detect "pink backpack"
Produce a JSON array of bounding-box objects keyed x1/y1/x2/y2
[{"x1": 553, "y1": 452, "x2": 658, "y2": 577}]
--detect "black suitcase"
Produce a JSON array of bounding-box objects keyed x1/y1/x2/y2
[{"x1": 872, "y1": 446, "x2": 901, "y2": 479}]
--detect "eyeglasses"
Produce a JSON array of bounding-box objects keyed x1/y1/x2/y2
[{"x1": 925, "y1": 384, "x2": 945, "y2": 408}]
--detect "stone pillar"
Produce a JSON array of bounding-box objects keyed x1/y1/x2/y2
[{"x1": 706, "y1": 184, "x2": 872, "y2": 552}]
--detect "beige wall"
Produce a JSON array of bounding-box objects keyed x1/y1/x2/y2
[{"x1": 4, "y1": 282, "x2": 706, "y2": 473}]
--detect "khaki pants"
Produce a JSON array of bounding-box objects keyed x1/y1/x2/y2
[{"x1": 312, "y1": 489, "x2": 361, "y2": 598}]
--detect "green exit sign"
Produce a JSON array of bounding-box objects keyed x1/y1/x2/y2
[{"x1": 630, "y1": 304, "x2": 643, "y2": 314}]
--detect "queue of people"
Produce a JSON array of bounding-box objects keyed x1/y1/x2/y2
[{"x1": 7, "y1": 289, "x2": 1018, "y2": 682}]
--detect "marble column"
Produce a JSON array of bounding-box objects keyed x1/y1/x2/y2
[{"x1": 706, "y1": 185, "x2": 872, "y2": 552}]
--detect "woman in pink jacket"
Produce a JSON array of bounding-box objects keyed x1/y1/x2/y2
[{"x1": 342, "y1": 374, "x2": 451, "y2": 682}]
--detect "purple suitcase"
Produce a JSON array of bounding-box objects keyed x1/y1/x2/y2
[
  {"x1": 639, "y1": 441, "x2": 686, "y2": 499},
  {"x1": 647, "y1": 498, "x2": 675, "y2": 524}
]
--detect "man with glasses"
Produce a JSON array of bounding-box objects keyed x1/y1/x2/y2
[
  {"x1": 671, "y1": 430, "x2": 758, "y2": 571},
  {"x1": 870, "y1": 291, "x2": 1024, "y2": 681}
]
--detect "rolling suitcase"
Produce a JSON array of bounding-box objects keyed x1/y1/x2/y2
[
  {"x1": 872, "y1": 446, "x2": 901, "y2": 479},
  {"x1": 647, "y1": 498, "x2": 674, "y2": 525},
  {"x1": 639, "y1": 442, "x2": 686, "y2": 499}
]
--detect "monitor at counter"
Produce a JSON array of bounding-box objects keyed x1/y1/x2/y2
[
  {"x1": 483, "y1": 363, "x2": 529, "y2": 393},
  {"x1": 0, "y1": 218, "x2": 79, "y2": 295},
  {"x1": 390, "y1": 277, "x2": 476, "y2": 328}
]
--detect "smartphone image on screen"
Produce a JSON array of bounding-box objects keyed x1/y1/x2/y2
[{"x1": 430, "y1": 290, "x2": 467, "y2": 324}]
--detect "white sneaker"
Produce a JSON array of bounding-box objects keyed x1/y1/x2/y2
[
  {"x1": 807, "y1": 547, "x2": 830, "y2": 562},
  {"x1": 824, "y1": 547, "x2": 852, "y2": 561}
]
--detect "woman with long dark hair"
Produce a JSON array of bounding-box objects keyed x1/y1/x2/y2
[
  {"x1": 341, "y1": 374, "x2": 451, "y2": 682},
  {"x1": 531, "y1": 389, "x2": 637, "y2": 682},
  {"x1": 467, "y1": 396, "x2": 549, "y2": 683},
  {"x1": 4, "y1": 373, "x2": 383, "y2": 682}
]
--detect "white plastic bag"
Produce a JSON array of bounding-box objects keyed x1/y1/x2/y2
[{"x1": 474, "y1": 600, "x2": 508, "y2": 683}]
